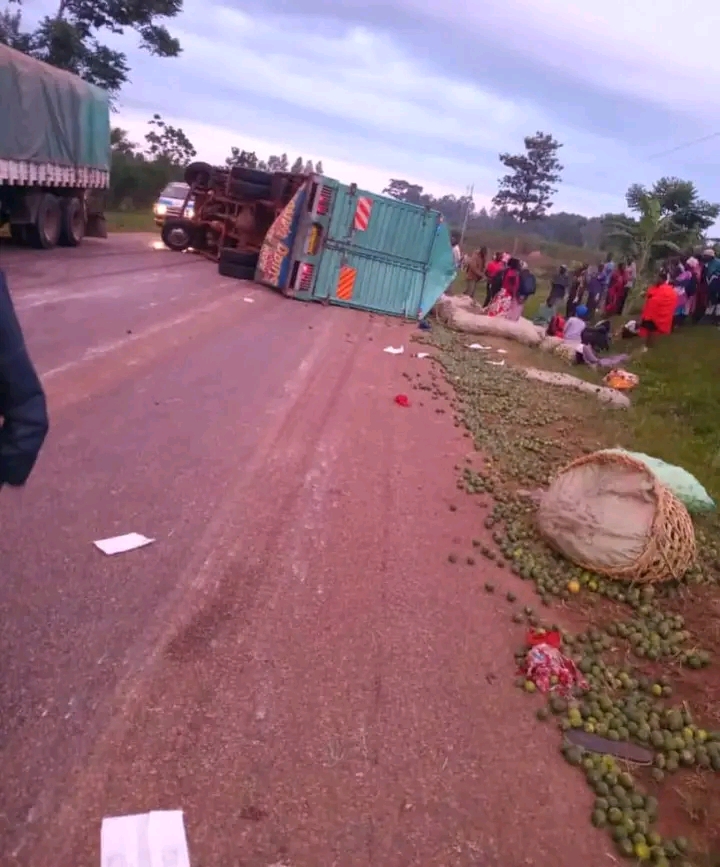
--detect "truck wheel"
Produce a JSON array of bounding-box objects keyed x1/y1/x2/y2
[
  {"x1": 184, "y1": 161, "x2": 213, "y2": 187},
  {"x1": 161, "y1": 219, "x2": 192, "y2": 251},
  {"x1": 228, "y1": 179, "x2": 272, "y2": 200},
  {"x1": 29, "y1": 194, "x2": 62, "y2": 249},
  {"x1": 219, "y1": 248, "x2": 259, "y2": 268},
  {"x1": 218, "y1": 258, "x2": 256, "y2": 280},
  {"x1": 59, "y1": 197, "x2": 85, "y2": 247},
  {"x1": 229, "y1": 166, "x2": 272, "y2": 185}
]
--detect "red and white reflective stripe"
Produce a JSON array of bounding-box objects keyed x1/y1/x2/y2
[{"x1": 353, "y1": 197, "x2": 372, "y2": 231}]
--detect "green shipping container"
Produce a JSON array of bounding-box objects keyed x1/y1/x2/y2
[{"x1": 0, "y1": 44, "x2": 110, "y2": 170}]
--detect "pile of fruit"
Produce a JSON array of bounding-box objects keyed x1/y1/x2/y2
[{"x1": 424, "y1": 326, "x2": 720, "y2": 865}]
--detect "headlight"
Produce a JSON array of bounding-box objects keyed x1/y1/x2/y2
[
  {"x1": 154, "y1": 203, "x2": 167, "y2": 216},
  {"x1": 185, "y1": 206, "x2": 194, "y2": 218}
]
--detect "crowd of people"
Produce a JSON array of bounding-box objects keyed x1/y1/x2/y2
[{"x1": 452, "y1": 234, "x2": 720, "y2": 354}]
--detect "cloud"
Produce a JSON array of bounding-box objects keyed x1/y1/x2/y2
[
  {"x1": 114, "y1": 0, "x2": 653, "y2": 216},
  {"x1": 20, "y1": 0, "x2": 716, "y2": 217}
]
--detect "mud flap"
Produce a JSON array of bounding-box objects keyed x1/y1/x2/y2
[{"x1": 85, "y1": 213, "x2": 107, "y2": 239}]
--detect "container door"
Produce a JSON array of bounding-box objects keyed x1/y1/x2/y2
[{"x1": 310, "y1": 187, "x2": 441, "y2": 316}]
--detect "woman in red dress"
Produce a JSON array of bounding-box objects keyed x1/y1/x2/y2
[
  {"x1": 484, "y1": 257, "x2": 521, "y2": 319},
  {"x1": 604, "y1": 263, "x2": 627, "y2": 315}
]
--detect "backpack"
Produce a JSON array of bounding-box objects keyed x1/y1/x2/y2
[{"x1": 518, "y1": 269, "x2": 537, "y2": 299}]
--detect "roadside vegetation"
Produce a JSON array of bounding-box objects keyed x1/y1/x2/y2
[{"x1": 419, "y1": 322, "x2": 720, "y2": 867}]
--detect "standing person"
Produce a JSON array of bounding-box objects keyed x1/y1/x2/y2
[
  {"x1": 599, "y1": 252, "x2": 615, "y2": 292},
  {"x1": 604, "y1": 262, "x2": 627, "y2": 315},
  {"x1": 464, "y1": 247, "x2": 487, "y2": 298},
  {"x1": 484, "y1": 257, "x2": 521, "y2": 319},
  {"x1": 546, "y1": 265, "x2": 570, "y2": 309},
  {"x1": 685, "y1": 255, "x2": 701, "y2": 319},
  {"x1": 637, "y1": 271, "x2": 677, "y2": 348},
  {"x1": 703, "y1": 247, "x2": 720, "y2": 323},
  {"x1": 483, "y1": 252, "x2": 505, "y2": 307},
  {"x1": 0, "y1": 269, "x2": 49, "y2": 490},
  {"x1": 671, "y1": 261, "x2": 693, "y2": 326},
  {"x1": 620, "y1": 258, "x2": 636, "y2": 314},
  {"x1": 585, "y1": 266, "x2": 603, "y2": 319},
  {"x1": 565, "y1": 265, "x2": 586, "y2": 318},
  {"x1": 515, "y1": 260, "x2": 536, "y2": 319},
  {"x1": 451, "y1": 233, "x2": 463, "y2": 270}
]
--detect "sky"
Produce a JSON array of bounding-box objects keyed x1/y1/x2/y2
[{"x1": 20, "y1": 0, "x2": 720, "y2": 216}]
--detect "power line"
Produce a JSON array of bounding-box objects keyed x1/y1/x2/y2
[{"x1": 647, "y1": 131, "x2": 720, "y2": 160}]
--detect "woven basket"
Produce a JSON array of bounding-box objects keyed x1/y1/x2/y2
[{"x1": 538, "y1": 451, "x2": 696, "y2": 584}]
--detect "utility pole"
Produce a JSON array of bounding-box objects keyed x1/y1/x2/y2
[{"x1": 459, "y1": 183, "x2": 474, "y2": 247}]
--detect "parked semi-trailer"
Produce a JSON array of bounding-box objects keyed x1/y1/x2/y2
[{"x1": 0, "y1": 44, "x2": 110, "y2": 249}]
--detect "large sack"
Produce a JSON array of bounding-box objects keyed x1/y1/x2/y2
[
  {"x1": 434, "y1": 294, "x2": 542, "y2": 347},
  {"x1": 602, "y1": 449, "x2": 715, "y2": 514},
  {"x1": 536, "y1": 451, "x2": 696, "y2": 583},
  {"x1": 521, "y1": 368, "x2": 631, "y2": 408}
]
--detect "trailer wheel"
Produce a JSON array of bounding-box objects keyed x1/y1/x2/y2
[
  {"x1": 218, "y1": 259, "x2": 256, "y2": 281},
  {"x1": 184, "y1": 161, "x2": 213, "y2": 187},
  {"x1": 219, "y1": 248, "x2": 259, "y2": 268},
  {"x1": 229, "y1": 166, "x2": 272, "y2": 185},
  {"x1": 29, "y1": 194, "x2": 62, "y2": 249},
  {"x1": 228, "y1": 179, "x2": 272, "y2": 200},
  {"x1": 59, "y1": 197, "x2": 85, "y2": 247},
  {"x1": 161, "y1": 219, "x2": 192, "y2": 251}
]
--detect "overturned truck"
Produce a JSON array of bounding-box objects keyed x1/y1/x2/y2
[{"x1": 161, "y1": 162, "x2": 457, "y2": 317}]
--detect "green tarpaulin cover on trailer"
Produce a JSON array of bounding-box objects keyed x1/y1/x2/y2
[{"x1": 0, "y1": 44, "x2": 110, "y2": 170}]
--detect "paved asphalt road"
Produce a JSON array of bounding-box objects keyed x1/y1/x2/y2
[{"x1": 0, "y1": 234, "x2": 609, "y2": 867}]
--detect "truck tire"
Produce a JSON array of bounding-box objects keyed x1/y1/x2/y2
[
  {"x1": 29, "y1": 194, "x2": 62, "y2": 249},
  {"x1": 228, "y1": 179, "x2": 272, "y2": 200},
  {"x1": 218, "y1": 258, "x2": 256, "y2": 280},
  {"x1": 161, "y1": 219, "x2": 192, "y2": 252},
  {"x1": 229, "y1": 166, "x2": 272, "y2": 185},
  {"x1": 219, "y1": 248, "x2": 259, "y2": 268},
  {"x1": 59, "y1": 197, "x2": 85, "y2": 247},
  {"x1": 184, "y1": 161, "x2": 213, "y2": 187}
]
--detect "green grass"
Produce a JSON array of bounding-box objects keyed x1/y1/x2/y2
[
  {"x1": 106, "y1": 210, "x2": 157, "y2": 232},
  {"x1": 628, "y1": 325, "x2": 720, "y2": 500}
]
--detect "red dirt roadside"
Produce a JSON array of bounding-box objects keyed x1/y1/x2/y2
[{"x1": 24, "y1": 317, "x2": 612, "y2": 867}]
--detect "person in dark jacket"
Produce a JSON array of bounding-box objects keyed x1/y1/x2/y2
[{"x1": 0, "y1": 269, "x2": 49, "y2": 488}]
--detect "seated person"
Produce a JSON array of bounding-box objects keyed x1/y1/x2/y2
[{"x1": 562, "y1": 304, "x2": 588, "y2": 343}]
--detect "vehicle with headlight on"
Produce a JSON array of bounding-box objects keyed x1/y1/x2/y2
[{"x1": 153, "y1": 181, "x2": 194, "y2": 226}]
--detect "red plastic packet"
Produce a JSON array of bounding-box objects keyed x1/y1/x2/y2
[{"x1": 394, "y1": 394, "x2": 410, "y2": 408}]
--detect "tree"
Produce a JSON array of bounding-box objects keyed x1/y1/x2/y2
[
  {"x1": 291, "y1": 156, "x2": 303, "y2": 173},
  {"x1": 382, "y1": 179, "x2": 429, "y2": 206},
  {"x1": 626, "y1": 177, "x2": 719, "y2": 238},
  {"x1": 303, "y1": 159, "x2": 314, "y2": 174},
  {"x1": 111, "y1": 127, "x2": 137, "y2": 156},
  {"x1": 492, "y1": 132, "x2": 564, "y2": 222},
  {"x1": 315, "y1": 160, "x2": 324, "y2": 174},
  {"x1": 226, "y1": 148, "x2": 260, "y2": 169},
  {"x1": 1, "y1": 0, "x2": 183, "y2": 95},
  {"x1": 603, "y1": 190, "x2": 683, "y2": 288},
  {"x1": 145, "y1": 113, "x2": 196, "y2": 166}
]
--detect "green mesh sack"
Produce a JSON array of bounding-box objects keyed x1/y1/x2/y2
[{"x1": 603, "y1": 450, "x2": 715, "y2": 514}]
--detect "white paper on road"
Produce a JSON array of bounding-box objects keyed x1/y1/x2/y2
[
  {"x1": 101, "y1": 810, "x2": 191, "y2": 867},
  {"x1": 93, "y1": 532, "x2": 155, "y2": 556},
  {"x1": 467, "y1": 343, "x2": 491, "y2": 350},
  {"x1": 496, "y1": 348, "x2": 508, "y2": 354},
  {"x1": 243, "y1": 297, "x2": 255, "y2": 303},
  {"x1": 486, "y1": 359, "x2": 506, "y2": 366},
  {"x1": 383, "y1": 345, "x2": 404, "y2": 355},
  {"x1": 416, "y1": 352, "x2": 430, "y2": 358}
]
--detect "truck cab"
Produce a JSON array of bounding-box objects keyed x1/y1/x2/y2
[{"x1": 153, "y1": 182, "x2": 194, "y2": 226}]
